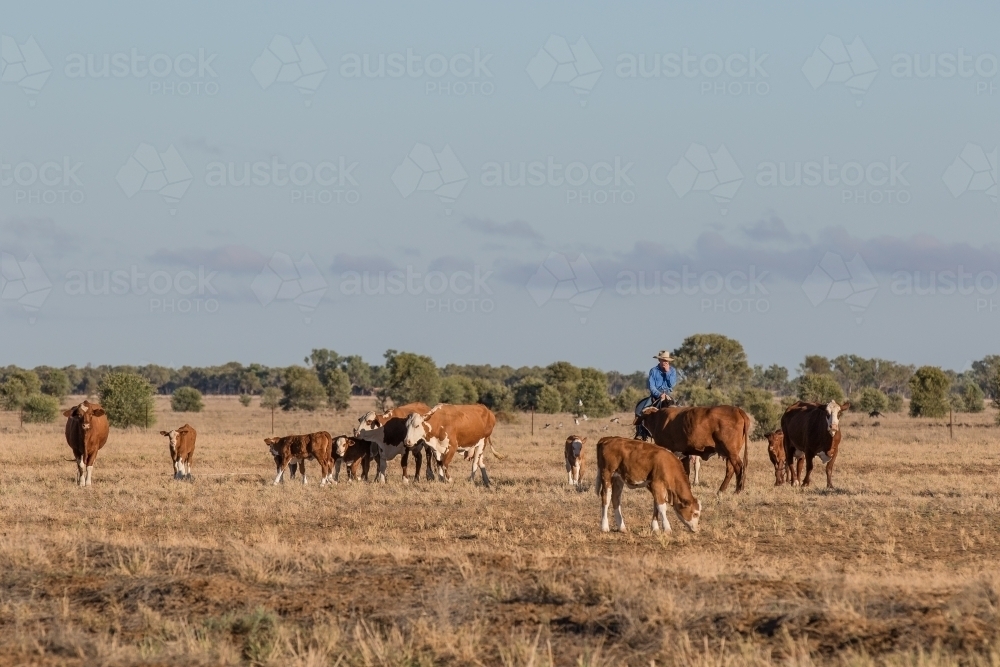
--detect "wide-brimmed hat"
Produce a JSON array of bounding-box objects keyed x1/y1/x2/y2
[{"x1": 653, "y1": 350, "x2": 674, "y2": 362}]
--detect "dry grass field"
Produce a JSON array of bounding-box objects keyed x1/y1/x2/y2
[{"x1": 3, "y1": 396, "x2": 1000, "y2": 666}]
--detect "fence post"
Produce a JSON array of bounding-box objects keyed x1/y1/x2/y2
[
  {"x1": 949, "y1": 408, "x2": 954, "y2": 440},
  {"x1": 531, "y1": 407, "x2": 534, "y2": 436}
]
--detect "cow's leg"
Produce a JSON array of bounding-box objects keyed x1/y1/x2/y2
[
  {"x1": 361, "y1": 455, "x2": 371, "y2": 482},
  {"x1": 84, "y1": 451, "x2": 96, "y2": 486},
  {"x1": 825, "y1": 455, "x2": 835, "y2": 489},
  {"x1": 401, "y1": 447, "x2": 411, "y2": 483},
  {"x1": 423, "y1": 444, "x2": 436, "y2": 481},
  {"x1": 273, "y1": 457, "x2": 287, "y2": 485},
  {"x1": 288, "y1": 462, "x2": 297, "y2": 480},
  {"x1": 650, "y1": 483, "x2": 671, "y2": 533},
  {"x1": 412, "y1": 446, "x2": 423, "y2": 483},
  {"x1": 376, "y1": 450, "x2": 388, "y2": 484},
  {"x1": 600, "y1": 475, "x2": 613, "y2": 532},
  {"x1": 567, "y1": 460, "x2": 574, "y2": 485},
  {"x1": 612, "y1": 477, "x2": 626, "y2": 532},
  {"x1": 718, "y1": 457, "x2": 736, "y2": 494},
  {"x1": 299, "y1": 459, "x2": 308, "y2": 485},
  {"x1": 76, "y1": 456, "x2": 85, "y2": 487},
  {"x1": 682, "y1": 456, "x2": 691, "y2": 480},
  {"x1": 476, "y1": 442, "x2": 490, "y2": 488},
  {"x1": 802, "y1": 456, "x2": 814, "y2": 487},
  {"x1": 692, "y1": 457, "x2": 701, "y2": 485},
  {"x1": 572, "y1": 460, "x2": 581, "y2": 486}
]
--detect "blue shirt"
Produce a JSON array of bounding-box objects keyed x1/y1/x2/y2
[{"x1": 648, "y1": 365, "x2": 677, "y2": 396}]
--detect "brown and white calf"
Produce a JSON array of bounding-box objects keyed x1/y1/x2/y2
[
  {"x1": 356, "y1": 402, "x2": 431, "y2": 482},
  {"x1": 781, "y1": 400, "x2": 850, "y2": 488},
  {"x1": 64, "y1": 401, "x2": 110, "y2": 487},
  {"x1": 595, "y1": 436, "x2": 701, "y2": 533},
  {"x1": 160, "y1": 424, "x2": 196, "y2": 480},
  {"x1": 332, "y1": 435, "x2": 373, "y2": 482},
  {"x1": 564, "y1": 435, "x2": 586, "y2": 486},
  {"x1": 265, "y1": 431, "x2": 335, "y2": 485},
  {"x1": 765, "y1": 429, "x2": 788, "y2": 486},
  {"x1": 402, "y1": 403, "x2": 504, "y2": 486}
]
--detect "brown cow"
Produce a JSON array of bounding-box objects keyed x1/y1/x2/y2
[
  {"x1": 636, "y1": 405, "x2": 752, "y2": 494},
  {"x1": 781, "y1": 400, "x2": 850, "y2": 488},
  {"x1": 765, "y1": 429, "x2": 787, "y2": 486},
  {"x1": 402, "y1": 404, "x2": 504, "y2": 486},
  {"x1": 265, "y1": 431, "x2": 334, "y2": 486},
  {"x1": 63, "y1": 400, "x2": 110, "y2": 487},
  {"x1": 332, "y1": 435, "x2": 373, "y2": 482},
  {"x1": 356, "y1": 402, "x2": 431, "y2": 482},
  {"x1": 564, "y1": 435, "x2": 586, "y2": 486},
  {"x1": 595, "y1": 436, "x2": 701, "y2": 533},
  {"x1": 160, "y1": 424, "x2": 196, "y2": 481}
]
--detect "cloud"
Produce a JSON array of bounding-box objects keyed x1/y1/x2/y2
[
  {"x1": 741, "y1": 215, "x2": 810, "y2": 245},
  {"x1": 0, "y1": 217, "x2": 78, "y2": 256},
  {"x1": 148, "y1": 244, "x2": 266, "y2": 273},
  {"x1": 330, "y1": 254, "x2": 399, "y2": 274},
  {"x1": 428, "y1": 256, "x2": 476, "y2": 274},
  {"x1": 461, "y1": 217, "x2": 542, "y2": 240}
]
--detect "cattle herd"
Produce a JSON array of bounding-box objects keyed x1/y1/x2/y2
[{"x1": 60, "y1": 397, "x2": 852, "y2": 534}]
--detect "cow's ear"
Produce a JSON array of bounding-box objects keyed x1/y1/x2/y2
[
  {"x1": 91, "y1": 408, "x2": 106, "y2": 417},
  {"x1": 62, "y1": 409, "x2": 74, "y2": 418},
  {"x1": 840, "y1": 402, "x2": 850, "y2": 412},
  {"x1": 581, "y1": 437, "x2": 587, "y2": 443},
  {"x1": 159, "y1": 431, "x2": 169, "y2": 436}
]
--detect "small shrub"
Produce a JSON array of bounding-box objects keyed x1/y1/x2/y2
[
  {"x1": 21, "y1": 394, "x2": 60, "y2": 423},
  {"x1": 280, "y1": 367, "x2": 327, "y2": 412},
  {"x1": 615, "y1": 386, "x2": 645, "y2": 413},
  {"x1": 171, "y1": 387, "x2": 204, "y2": 413},
  {"x1": 909, "y1": 366, "x2": 950, "y2": 418},
  {"x1": 960, "y1": 382, "x2": 984, "y2": 413},
  {"x1": 887, "y1": 393, "x2": 904, "y2": 413},
  {"x1": 238, "y1": 394, "x2": 252, "y2": 407},
  {"x1": 735, "y1": 388, "x2": 782, "y2": 439},
  {"x1": 0, "y1": 369, "x2": 41, "y2": 411},
  {"x1": 796, "y1": 374, "x2": 844, "y2": 403},
  {"x1": 856, "y1": 387, "x2": 889, "y2": 414},
  {"x1": 260, "y1": 387, "x2": 282, "y2": 410},
  {"x1": 98, "y1": 372, "x2": 156, "y2": 428}
]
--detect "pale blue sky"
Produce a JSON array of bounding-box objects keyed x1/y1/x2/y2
[{"x1": 2, "y1": 1, "x2": 998, "y2": 373}]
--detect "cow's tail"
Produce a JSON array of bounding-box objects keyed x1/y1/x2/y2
[
  {"x1": 487, "y1": 435, "x2": 506, "y2": 460},
  {"x1": 742, "y1": 409, "x2": 753, "y2": 470}
]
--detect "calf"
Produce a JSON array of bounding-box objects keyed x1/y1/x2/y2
[
  {"x1": 332, "y1": 435, "x2": 373, "y2": 482},
  {"x1": 63, "y1": 401, "x2": 110, "y2": 487},
  {"x1": 564, "y1": 435, "x2": 586, "y2": 486},
  {"x1": 265, "y1": 431, "x2": 334, "y2": 486},
  {"x1": 356, "y1": 402, "x2": 432, "y2": 482},
  {"x1": 160, "y1": 424, "x2": 196, "y2": 481},
  {"x1": 595, "y1": 436, "x2": 701, "y2": 533},
  {"x1": 765, "y1": 429, "x2": 787, "y2": 486},
  {"x1": 781, "y1": 400, "x2": 850, "y2": 488},
  {"x1": 402, "y1": 404, "x2": 503, "y2": 486}
]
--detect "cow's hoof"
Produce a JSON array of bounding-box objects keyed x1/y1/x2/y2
[
  {"x1": 173, "y1": 472, "x2": 183, "y2": 480},
  {"x1": 186, "y1": 475, "x2": 195, "y2": 482}
]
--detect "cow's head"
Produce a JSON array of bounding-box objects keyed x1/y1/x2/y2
[
  {"x1": 824, "y1": 401, "x2": 850, "y2": 437},
  {"x1": 674, "y1": 497, "x2": 701, "y2": 532},
  {"x1": 355, "y1": 411, "x2": 379, "y2": 436},
  {"x1": 160, "y1": 429, "x2": 179, "y2": 448},
  {"x1": 333, "y1": 436, "x2": 350, "y2": 458},
  {"x1": 263, "y1": 437, "x2": 280, "y2": 456},
  {"x1": 63, "y1": 402, "x2": 106, "y2": 431},
  {"x1": 403, "y1": 413, "x2": 429, "y2": 447},
  {"x1": 765, "y1": 429, "x2": 783, "y2": 454},
  {"x1": 566, "y1": 435, "x2": 585, "y2": 461}
]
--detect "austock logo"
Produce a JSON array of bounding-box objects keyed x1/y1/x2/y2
[
  {"x1": 802, "y1": 252, "x2": 878, "y2": 324},
  {"x1": 340, "y1": 47, "x2": 494, "y2": 97},
  {"x1": 527, "y1": 35, "x2": 602, "y2": 105},
  {"x1": 1, "y1": 156, "x2": 85, "y2": 205},
  {"x1": 116, "y1": 143, "x2": 193, "y2": 214},
  {"x1": 0, "y1": 35, "x2": 52, "y2": 105},
  {"x1": 755, "y1": 156, "x2": 911, "y2": 205},
  {"x1": 526, "y1": 252, "x2": 602, "y2": 324},
  {"x1": 204, "y1": 156, "x2": 360, "y2": 204},
  {"x1": 0, "y1": 252, "x2": 51, "y2": 323},
  {"x1": 63, "y1": 265, "x2": 220, "y2": 314},
  {"x1": 802, "y1": 35, "x2": 877, "y2": 106},
  {"x1": 667, "y1": 143, "x2": 742, "y2": 214},
  {"x1": 251, "y1": 35, "x2": 327, "y2": 105},
  {"x1": 479, "y1": 156, "x2": 635, "y2": 205},
  {"x1": 339, "y1": 265, "x2": 495, "y2": 314},
  {"x1": 616, "y1": 47, "x2": 770, "y2": 97},
  {"x1": 942, "y1": 143, "x2": 997, "y2": 205},
  {"x1": 251, "y1": 252, "x2": 327, "y2": 324},
  {"x1": 64, "y1": 47, "x2": 219, "y2": 96},
  {"x1": 392, "y1": 143, "x2": 468, "y2": 214},
  {"x1": 616, "y1": 266, "x2": 770, "y2": 315}
]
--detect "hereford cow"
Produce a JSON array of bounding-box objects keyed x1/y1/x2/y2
[
  {"x1": 356, "y1": 402, "x2": 431, "y2": 482},
  {"x1": 764, "y1": 429, "x2": 787, "y2": 486},
  {"x1": 63, "y1": 401, "x2": 110, "y2": 487},
  {"x1": 564, "y1": 435, "x2": 586, "y2": 486},
  {"x1": 595, "y1": 437, "x2": 701, "y2": 533},
  {"x1": 265, "y1": 431, "x2": 334, "y2": 486},
  {"x1": 636, "y1": 405, "x2": 752, "y2": 494},
  {"x1": 332, "y1": 435, "x2": 373, "y2": 482},
  {"x1": 781, "y1": 400, "x2": 850, "y2": 488},
  {"x1": 402, "y1": 403, "x2": 504, "y2": 486},
  {"x1": 159, "y1": 424, "x2": 196, "y2": 481}
]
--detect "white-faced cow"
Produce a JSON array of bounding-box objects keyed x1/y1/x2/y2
[
  {"x1": 356, "y1": 402, "x2": 431, "y2": 482},
  {"x1": 636, "y1": 405, "x2": 752, "y2": 494},
  {"x1": 595, "y1": 436, "x2": 701, "y2": 533},
  {"x1": 332, "y1": 435, "x2": 373, "y2": 482},
  {"x1": 265, "y1": 431, "x2": 334, "y2": 486},
  {"x1": 159, "y1": 424, "x2": 196, "y2": 481},
  {"x1": 781, "y1": 400, "x2": 850, "y2": 488},
  {"x1": 402, "y1": 404, "x2": 504, "y2": 486},
  {"x1": 564, "y1": 435, "x2": 586, "y2": 486},
  {"x1": 63, "y1": 401, "x2": 110, "y2": 487}
]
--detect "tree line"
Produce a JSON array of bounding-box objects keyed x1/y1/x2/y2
[{"x1": 2, "y1": 334, "x2": 999, "y2": 431}]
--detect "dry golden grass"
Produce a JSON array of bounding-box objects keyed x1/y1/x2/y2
[{"x1": 2, "y1": 396, "x2": 1000, "y2": 666}]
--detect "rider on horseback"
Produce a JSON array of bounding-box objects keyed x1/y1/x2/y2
[{"x1": 634, "y1": 350, "x2": 677, "y2": 439}]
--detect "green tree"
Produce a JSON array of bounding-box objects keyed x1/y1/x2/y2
[
  {"x1": 796, "y1": 373, "x2": 844, "y2": 403},
  {"x1": 887, "y1": 393, "x2": 904, "y2": 413},
  {"x1": 441, "y1": 375, "x2": 479, "y2": 404},
  {"x1": 537, "y1": 385, "x2": 563, "y2": 413},
  {"x1": 831, "y1": 354, "x2": 876, "y2": 396},
  {"x1": 22, "y1": 394, "x2": 60, "y2": 423},
  {"x1": 0, "y1": 369, "x2": 41, "y2": 411},
  {"x1": 98, "y1": 372, "x2": 156, "y2": 428},
  {"x1": 959, "y1": 382, "x2": 985, "y2": 413},
  {"x1": 260, "y1": 387, "x2": 282, "y2": 410},
  {"x1": 325, "y1": 368, "x2": 352, "y2": 411},
  {"x1": 342, "y1": 355, "x2": 374, "y2": 393},
  {"x1": 615, "y1": 386, "x2": 645, "y2": 412},
  {"x1": 36, "y1": 367, "x2": 71, "y2": 399},
  {"x1": 475, "y1": 380, "x2": 514, "y2": 412},
  {"x1": 171, "y1": 387, "x2": 204, "y2": 412},
  {"x1": 238, "y1": 394, "x2": 252, "y2": 407},
  {"x1": 280, "y1": 367, "x2": 327, "y2": 411},
  {"x1": 908, "y1": 366, "x2": 951, "y2": 418},
  {"x1": 382, "y1": 351, "x2": 440, "y2": 406},
  {"x1": 673, "y1": 333, "x2": 751, "y2": 392},
  {"x1": 735, "y1": 388, "x2": 782, "y2": 440},
  {"x1": 574, "y1": 369, "x2": 614, "y2": 417},
  {"x1": 753, "y1": 364, "x2": 790, "y2": 394},
  {"x1": 798, "y1": 355, "x2": 832, "y2": 375},
  {"x1": 856, "y1": 387, "x2": 889, "y2": 414},
  {"x1": 675, "y1": 382, "x2": 730, "y2": 407}
]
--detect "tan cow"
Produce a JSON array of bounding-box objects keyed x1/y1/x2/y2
[
  {"x1": 402, "y1": 404, "x2": 504, "y2": 486},
  {"x1": 160, "y1": 424, "x2": 196, "y2": 481},
  {"x1": 595, "y1": 437, "x2": 701, "y2": 533},
  {"x1": 564, "y1": 435, "x2": 586, "y2": 486},
  {"x1": 63, "y1": 401, "x2": 110, "y2": 487},
  {"x1": 332, "y1": 435, "x2": 373, "y2": 482},
  {"x1": 781, "y1": 400, "x2": 850, "y2": 488},
  {"x1": 356, "y1": 402, "x2": 431, "y2": 482},
  {"x1": 265, "y1": 431, "x2": 334, "y2": 486},
  {"x1": 765, "y1": 429, "x2": 788, "y2": 486},
  {"x1": 636, "y1": 405, "x2": 752, "y2": 494}
]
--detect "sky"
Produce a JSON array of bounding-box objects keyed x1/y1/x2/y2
[{"x1": 1, "y1": 1, "x2": 998, "y2": 374}]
